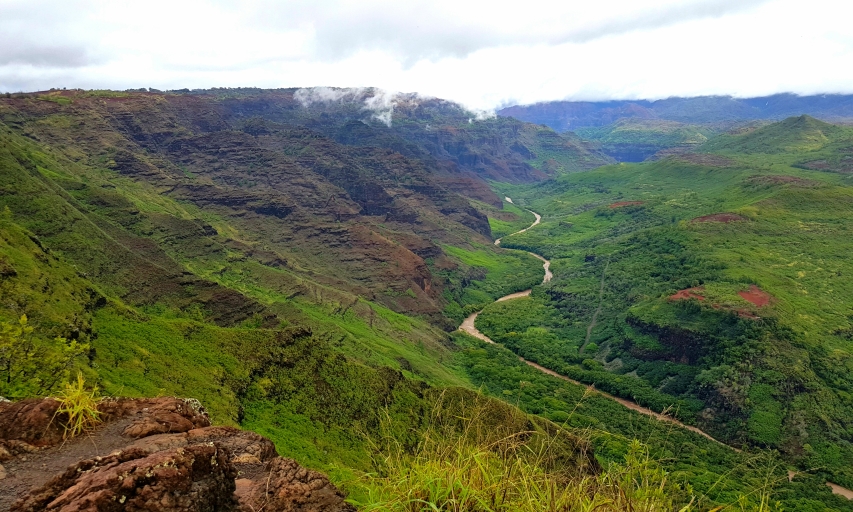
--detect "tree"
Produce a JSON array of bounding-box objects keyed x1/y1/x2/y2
[{"x1": 0, "y1": 315, "x2": 88, "y2": 398}]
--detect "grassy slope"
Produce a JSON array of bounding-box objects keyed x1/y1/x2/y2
[{"x1": 576, "y1": 118, "x2": 721, "y2": 160}]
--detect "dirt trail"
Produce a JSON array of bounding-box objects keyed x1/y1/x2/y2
[
  {"x1": 828, "y1": 482, "x2": 853, "y2": 500},
  {"x1": 461, "y1": 199, "x2": 735, "y2": 451}
]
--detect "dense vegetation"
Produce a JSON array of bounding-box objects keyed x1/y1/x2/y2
[
  {"x1": 2, "y1": 87, "x2": 853, "y2": 508},
  {"x1": 474, "y1": 116, "x2": 853, "y2": 507}
]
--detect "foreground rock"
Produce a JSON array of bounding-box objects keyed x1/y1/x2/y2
[{"x1": 0, "y1": 397, "x2": 354, "y2": 512}]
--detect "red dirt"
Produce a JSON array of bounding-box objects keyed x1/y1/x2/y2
[
  {"x1": 669, "y1": 287, "x2": 705, "y2": 301},
  {"x1": 609, "y1": 201, "x2": 645, "y2": 208},
  {"x1": 691, "y1": 213, "x2": 747, "y2": 224},
  {"x1": 738, "y1": 285, "x2": 773, "y2": 307}
]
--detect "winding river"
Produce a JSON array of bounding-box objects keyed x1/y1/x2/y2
[
  {"x1": 461, "y1": 199, "x2": 853, "y2": 499},
  {"x1": 461, "y1": 202, "x2": 732, "y2": 448}
]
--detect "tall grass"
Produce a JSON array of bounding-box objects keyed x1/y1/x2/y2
[{"x1": 351, "y1": 391, "x2": 692, "y2": 511}]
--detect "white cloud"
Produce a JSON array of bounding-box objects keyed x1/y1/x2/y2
[{"x1": 1, "y1": 0, "x2": 852, "y2": 109}]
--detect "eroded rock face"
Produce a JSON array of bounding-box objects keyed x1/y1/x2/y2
[
  {"x1": 0, "y1": 398, "x2": 65, "y2": 449},
  {"x1": 12, "y1": 445, "x2": 238, "y2": 512},
  {"x1": 0, "y1": 397, "x2": 354, "y2": 512},
  {"x1": 236, "y1": 457, "x2": 354, "y2": 512}
]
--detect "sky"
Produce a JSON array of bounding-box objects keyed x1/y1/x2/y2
[{"x1": 2, "y1": 0, "x2": 852, "y2": 110}]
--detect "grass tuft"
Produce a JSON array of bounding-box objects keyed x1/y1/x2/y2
[{"x1": 54, "y1": 372, "x2": 101, "y2": 439}]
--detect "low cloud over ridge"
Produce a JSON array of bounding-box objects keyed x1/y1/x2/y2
[{"x1": 1, "y1": 0, "x2": 851, "y2": 110}]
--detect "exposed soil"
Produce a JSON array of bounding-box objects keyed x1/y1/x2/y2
[
  {"x1": 670, "y1": 285, "x2": 766, "y2": 319},
  {"x1": 738, "y1": 284, "x2": 773, "y2": 307},
  {"x1": 828, "y1": 482, "x2": 853, "y2": 500},
  {"x1": 800, "y1": 157, "x2": 853, "y2": 174},
  {"x1": 609, "y1": 201, "x2": 644, "y2": 208},
  {"x1": 669, "y1": 287, "x2": 706, "y2": 301},
  {"x1": 691, "y1": 213, "x2": 747, "y2": 223}
]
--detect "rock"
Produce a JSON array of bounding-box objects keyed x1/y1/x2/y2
[
  {"x1": 2, "y1": 397, "x2": 354, "y2": 512},
  {"x1": 99, "y1": 397, "x2": 210, "y2": 428},
  {"x1": 0, "y1": 463, "x2": 6, "y2": 480},
  {"x1": 125, "y1": 426, "x2": 277, "y2": 465},
  {"x1": 11, "y1": 445, "x2": 238, "y2": 512},
  {"x1": 185, "y1": 426, "x2": 278, "y2": 463},
  {"x1": 0, "y1": 398, "x2": 64, "y2": 447},
  {"x1": 236, "y1": 457, "x2": 355, "y2": 512},
  {"x1": 122, "y1": 412, "x2": 196, "y2": 438},
  {"x1": 98, "y1": 397, "x2": 211, "y2": 439}
]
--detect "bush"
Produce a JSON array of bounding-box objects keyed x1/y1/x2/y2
[{"x1": 0, "y1": 315, "x2": 89, "y2": 398}]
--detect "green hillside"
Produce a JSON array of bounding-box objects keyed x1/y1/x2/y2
[
  {"x1": 704, "y1": 115, "x2": 848, "y2": 154},
  {"x1": 576, "y1": 118, "x2": 721, "y2": 161},
  {"x1": 3, "y1": 90, "x2": 852, "y2": 509},
  {"x1": 479, "y1": 117, "x2": 853, "y2": 507}
]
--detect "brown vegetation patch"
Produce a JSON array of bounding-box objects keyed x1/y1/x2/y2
[
  {"x1": 738, "y1": 285, "x2": 773, "y2": 307},
  {"x1": 747, "y1": 175, "x2": 820, "y2": 187},
  {"x1": 609, "y1": 201, "x2": 644, "y2": 208},
  {"x1": 674, "y1": 153, "x2": 736, "y2": 167},
  {"x1": 691, "y1": 213, "x2": 747, "y2": 224},
  {"x1": 669, "y1": 287, "x2": 705, "y2": 301},
  {"x1": 711, "y1": 304, "x2": 760, "y2": 320}
]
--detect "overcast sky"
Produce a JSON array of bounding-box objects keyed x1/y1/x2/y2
[{"x1": 2, "y1": 0, "x2": 852, "y2": 110}]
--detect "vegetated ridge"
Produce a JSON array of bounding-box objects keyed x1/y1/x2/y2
[
  {"x1": 500, "y1": 93, "x2": 853, "y2": 162},
  {"x1": 1, "y1": 87, "x2": 852, "y2": 509}
]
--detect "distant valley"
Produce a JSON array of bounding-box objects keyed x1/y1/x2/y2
[{"x1": 3, "y1": 88, "x2": 853, "y2": 510}]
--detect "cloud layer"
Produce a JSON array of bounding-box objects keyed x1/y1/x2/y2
[{"x1": 1, "y1": 0, "x2": 851, "y2": 109}]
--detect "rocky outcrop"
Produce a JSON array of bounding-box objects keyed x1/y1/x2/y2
[
  {"x1": 13, "y1": 445, "x2": 237, "y2": 512},
  {"x1": 0, "y1": 397, "x2": 354, "y2": 512}
]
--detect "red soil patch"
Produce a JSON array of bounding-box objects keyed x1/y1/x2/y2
[
  {"x1": 738, "y1": 285, "x2": 773, "y2": 307},
  {"x1": 691, "y1": 213, "x2": 747, "y2": 224},
  {"x1": 669, "y1": 287, "x2": 705, "y2": 301},
  {"x1": 609, "y1": 201, "x2": 645, "y2": 208}
]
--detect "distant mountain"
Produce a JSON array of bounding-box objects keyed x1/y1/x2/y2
[
  {"x1": 575, "y1": 118, "x2": 718, "y2": 162},
  {"x1": 499, "y1": 93, "x2": 853, "y2": 132},
  {"x1": 703, "y1": 114, "x2": 847, "y2": 154}
]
